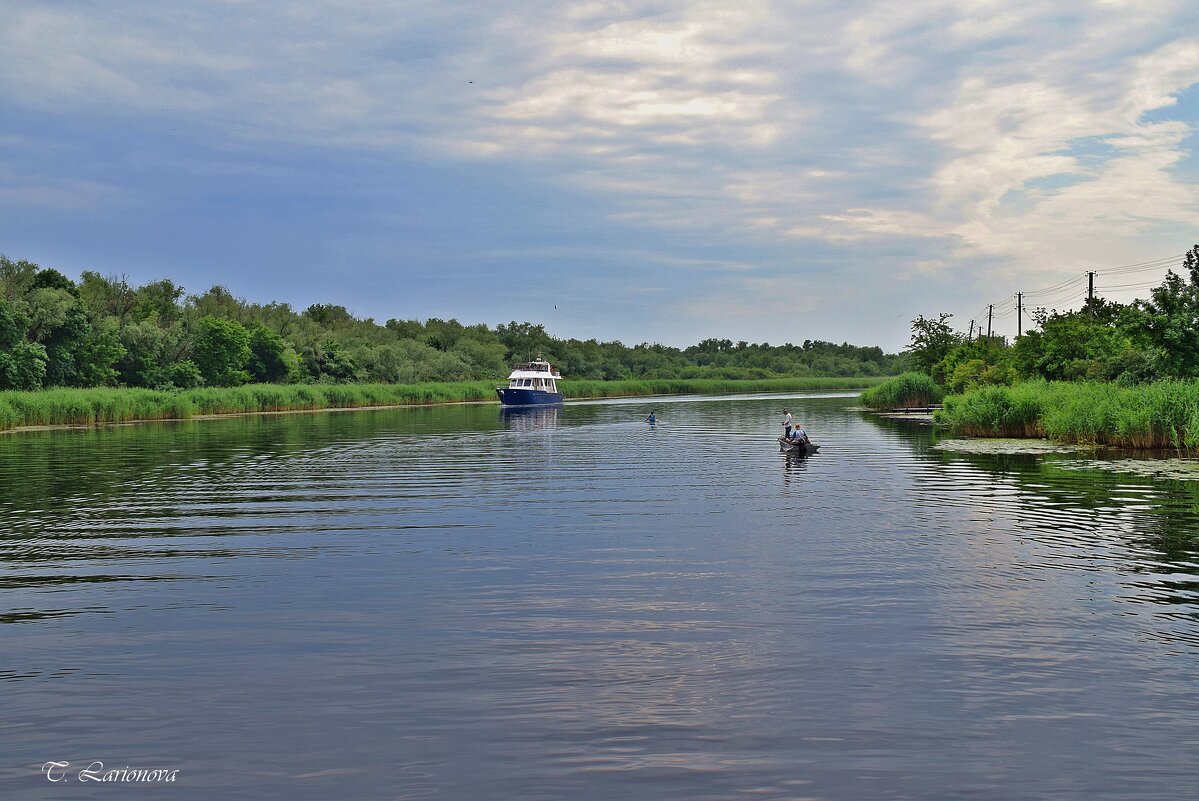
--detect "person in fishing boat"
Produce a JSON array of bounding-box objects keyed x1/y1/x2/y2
[
  {"x1": 781, "y1": 409, "x2": 793, "y2": 439},
  {"x1": 793, "y1": 423, "x2": 810, "y2": 445}
]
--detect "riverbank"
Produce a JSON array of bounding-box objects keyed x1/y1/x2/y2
[
  {"x1": 0, "y1": 376, "x2": 889, "y2": 432},
  {"x1": 933, "y1": 380, "x2": 1199, "y2": 450}
]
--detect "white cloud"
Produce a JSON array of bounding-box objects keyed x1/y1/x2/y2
[
  {"x1": 905, "y1": 35, "x2": 1199, "y2": 279},
  {"x1": 1, "y1": 0, "x2": 1198, "y2": 343},
  {"x1": 472, "y1": 2, "x2": 785, "y2": 162},
  {"x1": 0, "y1": 174, "x2": 118, "y2": 210}
]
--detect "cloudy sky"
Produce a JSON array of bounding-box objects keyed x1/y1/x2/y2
[{"x1": 2, "y1": 1, "x2": 1198, "y2": 350}]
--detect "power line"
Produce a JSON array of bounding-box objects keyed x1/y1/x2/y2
[
  {"x1": 1096, "y1": 254, "x2": 1186, "y2": 276},
  {"x1": 1098, "y1": 280, "x2": 1166, "y2": 292},
  {"x1": 1022, "y1": 285, "x2": 1088, "y2": 304},
  {"x1": 961, "y1": 249, "x2": 1189, "y2": 338},
  {"x1": 1003, "y1": 251, "x2": 1182, "y2": 306},
  {"x1": 1021, "y1": 273, "x2": 1089, "y2": 297},
  {"x1": 1111, "y1": 253, "x2": 1184, "y2": 268}
]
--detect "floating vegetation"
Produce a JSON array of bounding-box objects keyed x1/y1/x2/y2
[
  {"x1": 877, "y1": 411, "x2": 936, "y2": 422},
  {"x1": 1051, "y1": 458, "x2": 1199, "y2": 481},
  {"x1": 932, "y1": 438, "x2": 1091, "y2": 455}
]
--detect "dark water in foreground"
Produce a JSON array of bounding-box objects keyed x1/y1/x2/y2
[{"x1": 4, "y1": 393, "x2": 1199, "y2": 800}]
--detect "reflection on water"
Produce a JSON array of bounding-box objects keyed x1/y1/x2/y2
[
  {"x1": 4, "y1": 394, "x2": 1199, "y2": 800},
  {"x1": 499, "y1": 405, "x2": 561, "y2": 431}
]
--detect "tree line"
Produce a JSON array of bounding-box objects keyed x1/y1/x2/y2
[
  {"x1": 905, "y1": 243, "x2": 1199, "y2": 392},
  {"x1": 0, "y1": 255, "x2": 907, "y2": 391}
]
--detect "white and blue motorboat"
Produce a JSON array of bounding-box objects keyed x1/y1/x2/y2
[{"x1": 496, "y1": 358, "x2": 564, "y2": 406}]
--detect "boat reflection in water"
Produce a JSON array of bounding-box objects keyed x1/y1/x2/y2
[{"x1": 498, "y1": 405, "x2": 561, "y2": 431}]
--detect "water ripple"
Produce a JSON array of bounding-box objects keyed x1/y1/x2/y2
[{"x1": 4, "y1": 395, "x2": 1199, "y2": 800}]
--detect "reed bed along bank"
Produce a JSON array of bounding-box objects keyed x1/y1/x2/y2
[
  {"x1": 858, "y1": 372, "x2": 944, "y2": 410},
  {"x1": 0, "y1": 376, "x2": 889, "y2": 432},
  {"x1": 0, "y1": 382, "x2": 497, "y2": 431},
  {"x1": 935, "y1": 380, "x2": 1199, "y2": 449}
]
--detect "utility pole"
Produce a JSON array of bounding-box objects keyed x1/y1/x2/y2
[
  {"x1": 987, "y1": 304, "x2": 993, "y2": 340},
  {"x1": 968, "y1": 319, "x2": 975, "y2": 341},
  {"x1": 1087, "y1": 271, "x2": 1096, "y2": 317},
  {"x1": 1017, "y1": 293, "x2": 1023, "y2": 339}
]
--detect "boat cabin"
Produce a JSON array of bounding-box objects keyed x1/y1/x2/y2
[{"x1": 506, "y1": 360, "x2": 561, "y2": 394}]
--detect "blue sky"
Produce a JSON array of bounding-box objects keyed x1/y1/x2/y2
[{"x1": 2, "y1": 1, "x2": 1198, "y2": 350}]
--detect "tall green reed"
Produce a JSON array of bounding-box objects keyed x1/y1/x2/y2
[
  {"x1": 858, "y1": 373, "x2": 943, "y2": 410},
  {"x1": 936, "y1": 380, "x2": 1199, "y2": 449}
]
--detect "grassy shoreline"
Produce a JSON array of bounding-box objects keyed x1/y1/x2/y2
[
  {"x1": 933, "y1": 380, "x2": 1199, "y2": 450},
  {"x1": 0, "y1": 376, "x2": 889, "y2": 432}
]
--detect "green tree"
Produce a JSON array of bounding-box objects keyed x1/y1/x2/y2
[
  {"x1": 167, "y1": 360, "x2": 204, "y2": 389},
  {"x1": 450, "y1": 337, "x2": 507, "y2": 377},
  {"x1": 2, "y1": 251, "x2": 915, "y2": 388},
  {"x1": 422, "y1": 318, "x2": 467, "y2": 351},
  {"x1": 77, "y1": 272, "x2": 136, "y2": 323},
  {"x1": 0, "y1": 342, "x2": 47, "y2": 390},
  {"x1": 1125, "y1": 245, "x2": 1199, "y2": 377},
  {"x1": 385, "y1": 318, "x2": 423, "y2": 339},
  {"x1": 303, "y1": 304, "x2": 356, "y2": 328},
  {"x1": 25, "y1": 287, "x2": 92, "y2": 386},
  {"x1": 247, "y1": 325, "x2": 299, "y2": 383},
  {"x1": 192, "y1": 316, "x2": 251, "y2": 386},
  {"x1": 945, "y1": 358, "x2": 1018, "y2": 394},
  {"x1": 191, "y1": 285, "x2": 247, "y2": 322},
  {"x1": 32, "y1": 268, "x2": 79, "y2": 295},
  {"x1": 76, "y1": 320, "x2": 127, "y2": 387},
  {"x1": 360, "y1": 345, "x2": 417, "y2": 383},
  {"x1": 0, "y1": 297, "x2": 29, "y2": 346},
  {"x1": 907, "y1": 313, "x2": 961, "y2": 375},
  {"x1": 1009, "y1": 306, "x2": 1129, "y2": 381},
  {"x1": 0, "y1": 298, "x2": 47, "y2": 390},
  {"x1": 117, "y1": 320, "x2": 169, "y2": 387},
  {"x1": 496, "y1": 321, "x2": 554, "y2": 362},
  {"x1": 931, "y1": 335, "x2": 999, "y2": 381},
  {"x1": 0, "y1": 255, "x2": 38, "y2": 302},
  {"x1": 302, "y1": 338, "x2": 361, "y2": 383},
  {"x1": 132, "y1": 279, "x2": 185, "y2": 324}
]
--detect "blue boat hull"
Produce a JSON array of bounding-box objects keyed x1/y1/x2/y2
[{"x1": 496, "y1": 387, "x2": 564, "y2": 406}]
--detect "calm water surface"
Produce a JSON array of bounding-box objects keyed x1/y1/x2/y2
[{"x1": 4, "y1": 393, "x2": 1199, "y2": 800}]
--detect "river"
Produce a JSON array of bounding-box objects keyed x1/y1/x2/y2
[{"x1": 4, "y1": 392, "x2": 1199, "y2": 800}]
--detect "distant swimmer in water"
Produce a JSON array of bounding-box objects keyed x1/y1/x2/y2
[{"x1": 645, "y1": 411, "x2": 657, "y2": 425}]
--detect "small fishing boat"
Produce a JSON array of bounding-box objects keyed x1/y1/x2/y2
[
  {"x1": 778, "y1": 436, "x2": 819, "y2": 455},
  {"x1": 496, "y1": 358, "x2": 564, "y2": 406}
]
